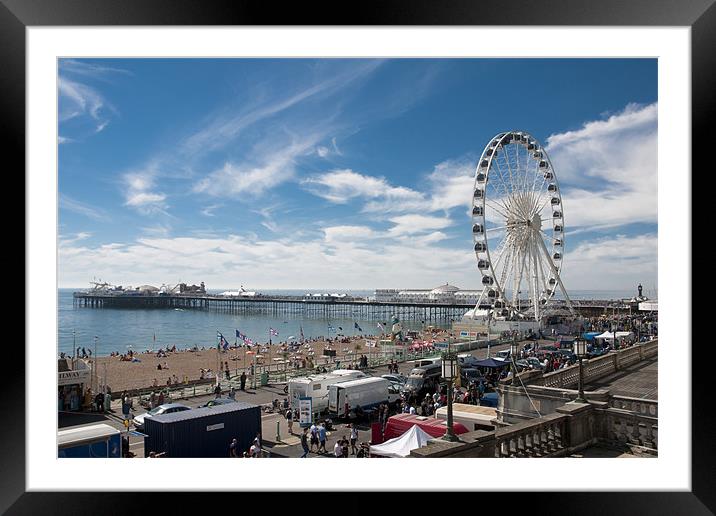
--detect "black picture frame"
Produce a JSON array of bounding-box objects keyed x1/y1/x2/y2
[{"x1": 5, "y1": 0, "x2": 706, "y2": 513}]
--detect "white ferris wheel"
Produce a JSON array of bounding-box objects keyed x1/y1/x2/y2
[{"x1": 471, "y1": 131, "x2": 575, "y2": 323}]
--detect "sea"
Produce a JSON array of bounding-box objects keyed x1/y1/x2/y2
[{"x1": 58, "y1": 288, "x2": 643, "y2": 357}]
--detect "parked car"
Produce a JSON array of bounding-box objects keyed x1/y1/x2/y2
[
  {"x1": 587, "y1": 347, "x2": 608, "y2": 359},
  {"x1": 381, "y1": 373, "x2": 407, "y2": 385},
  {"x1": 458, "y1": 355, "x2": 481, "y2": 368},
  {"x1": 199, "y1": 398, "x2": 237, "y2": 408},
  {"x1": 460, "y1": 367, "x2": 484, "y2": 385},
  {"x1": 555, "y1": 349, "x2": 577, "y2": 364},
  {"x1": 479, "y1": 392, "x2": 499, "y2": 408},
  {"x1": 132, "y1": 403, "x2": 191, "y2": 432},
  {"x1": 539, "y1": 345, "x2": 559, "y2": 353},
  {"x1": 493, "y1": 350, "x2": 511, "y2": 361}
]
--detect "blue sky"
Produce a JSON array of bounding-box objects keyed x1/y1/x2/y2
[{"x1": 58, "y1": 58, "x2": 657, "y2": 293}]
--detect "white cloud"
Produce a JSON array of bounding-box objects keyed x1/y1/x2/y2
[
  {"x1": 182, "y1": 61, "x2": 384, "y2": 157},
  {"x1": 193, "y1": 135, "x2": 320, "y2": 197},
  {"x1": 59, "y1": 59, "x2": 132, "y2": 79},
  {"x1": 560, "y1": 233, "x2": 657, "y2": 290},
  {"x1": 59, "y1": 194, "x2": 108, "y2": 221},
  {"x1": 58, "y1": 232, "x2": 477, "y2": 290},
  {"x1": 386, "y1": 214, "x2": 452, "y2": 237},
  {"x1": 302, "y1": 169, "x2": 425, "y2": 211},
  {"x1": 546, "y1": 102, "x2": 657, "y2": 229},
  {"x1": 122, "y1": 165, "x2": 168, "y2": 214},
  {"x1": 316, "y1": 146, "x2": 330, "y2": 158},
  {"x1": 58, "y1": 76, "x2": 114, "y2": 133},
  {"x1": 324, "y1": 225, "x2": 377, "y2": 243},
  {"x1": 58, "y1": 229, "x2": 656, "y2": 292},
  {"x1": 426, "y1": 158, "x2": 476, "y2": 212}
]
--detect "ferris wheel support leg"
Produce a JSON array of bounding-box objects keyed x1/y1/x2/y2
[
  {"x1": 531, "y1": 240, "x2": 540, "y2": 323},
  {"x1": 534, "y1": 230, "x2": 576, "y2": 316}
]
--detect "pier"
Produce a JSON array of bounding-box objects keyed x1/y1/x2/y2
[{"x1": 72, "y1": 292, "x2": 640, "y2": 322}]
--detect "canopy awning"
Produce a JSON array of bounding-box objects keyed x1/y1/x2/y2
[
  {"x1": 472, "y1": 357, "x2": 511, "y2": 369},
  {"x1": 369, "y1": 425, "x2": 434, "y2": 458}
]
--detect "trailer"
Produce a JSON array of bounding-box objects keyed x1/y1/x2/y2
[
  {"x1": 143, "y1": 402, "x2": 261, "y2": 458},
  {"x1": 288, "y1": 370, "x2": 366, "y2": 414},
  {"x1": 328, "y1": 377, "x2": 400, "y2": 418},
  {"x1": 435, "y1": 403, "x2": 497, "y2": 432},
  {"x1": 58, "y1": 423, "x2": 121, "y2": 458}
]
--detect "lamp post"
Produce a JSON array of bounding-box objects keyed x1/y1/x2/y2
[
  {"x1": 441, "y1": 339, "x2": 459, "y2": 442},
  {"x1": 510, "y1": 336, "x2": 520, "y2": 386},
  {"x1": 574, "y1": 338, "x2": 587, "y2": 403}
]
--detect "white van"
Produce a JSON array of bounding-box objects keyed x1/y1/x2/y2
[
  {"x1": 288, "y1": 370, "x2": 366, "y2": 414},
  {"x1": 328, "y1": 377, "x2": 400, "y2": 418},
  {"x1": 413, "y1": 358, "x2": 441, "y2": 368},
  {"x1": 434, "y1": 402, "x2": 497, "y2": 432}
]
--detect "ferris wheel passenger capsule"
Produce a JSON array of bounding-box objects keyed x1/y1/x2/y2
[
  {"x1": 472, "y1": 224, "x2": 484, "y2": 234},
  {"x1": 473, "y1": 206, "x2": 484, "y2": 216}
]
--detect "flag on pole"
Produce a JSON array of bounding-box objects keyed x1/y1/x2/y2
[
  {"x1": 236, "y1": 329, "x2": 254, "y2": 347},
  {"x1": 270, "y1": 328, "x2": 279, "y2": 336},
  {"x1": 217, "y1": 331, "x2": 229, "y2": 351},
  {"x1": 377, "y1": 322, "x2": 385, "y2": 332}
]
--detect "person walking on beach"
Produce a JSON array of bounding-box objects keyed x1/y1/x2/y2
[
  {"x1": 300, "y1": 428, "x2": 310, "y2": 458},
  {"x1": 214, "y1": 383, "x2": 222, "y2": 398},
  {"x1": 229, "y1": 438, "x2": 238, "y2": 457},
  {"x1": 229, "y1": 386, "x2": 236, "y2": 400},
  {"x1": 240, "y1": 372, "x2": 247, "y2": 391}
]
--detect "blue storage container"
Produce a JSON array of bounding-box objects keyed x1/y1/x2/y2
[{"x1": 143, "y1": 402, "x2": 260, "y2": 458}]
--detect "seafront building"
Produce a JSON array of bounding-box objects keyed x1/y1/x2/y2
[{"x1": 374, "y1": 284, "x2": 482, "y2": 305}]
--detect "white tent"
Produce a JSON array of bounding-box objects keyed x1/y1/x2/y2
[
  {"x1": 595, "y1": 331, "x2": 634, "y2": 342},
  {"x1": 369, "y1": 425, "x2": 434, "y2": 458}
]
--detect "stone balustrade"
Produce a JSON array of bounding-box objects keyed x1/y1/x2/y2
[
  {"x1": 411, "y1": 399, "x2": 658, "y2": 458},
  {"x1": 529, "y1": 339, "x2": 658, "y2": 390},
  {"x1": 609, "y1": 395, "x2": 658, "y2": 418},
  {"x1": 495, "y1": 412, "x2": 568, "y2": 457},
  {"x1": 601, "y1": 406, "x2": 658, "y2": 450}
]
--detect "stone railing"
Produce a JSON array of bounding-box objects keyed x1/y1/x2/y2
[
  {"x1": 529, "y1": 339, "x2": 658, "y2": 390},
  {"x1": 411, "y1": 399, "x2": 658, "y2": 458},
  {"x1": 495, "y1": 412, "x2": 568, "y2": 457},
  {"x1": 600, "y1": 406, "x2": 658, "y2": 450},
  {"x1": 609, "y1": 395, "x2": 658, "y2": 418}
]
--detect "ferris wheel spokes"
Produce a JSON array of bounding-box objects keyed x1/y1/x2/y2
[{"x1": 471, "y1": 130, "x2": 571, "y2": 323}]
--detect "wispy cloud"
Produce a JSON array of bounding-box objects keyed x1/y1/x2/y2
[
  {"x1": 59, "y1": 194, "x2": 109, "y2": 221},
  {"x1": 182, "y1": 60, "x2": 385, "y2": 158},
  {"x1": 122, "y1": 164, "x2": 168, "y2": 215},
  {"x1": 546, "y1": 102, "x2": 657, "y2": 228},
  {"x1": 193, "y1": 133, "x2": 323, "y2": 198},
  {"x1": 200, "y1": 204, "x2": 223, "y2": 217},
  {"x1": 302, "y1": 169, "x2": 425, "y2": 210},
  {"x1": 58, "y1": 59, "x2": 130, "y2": 139},
  {"x1": 561, "y1": 233, "x2": 657, "y2": 290},
  {"x1": 59, "y1": 59, "x2": 133, "y2": 80}
]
